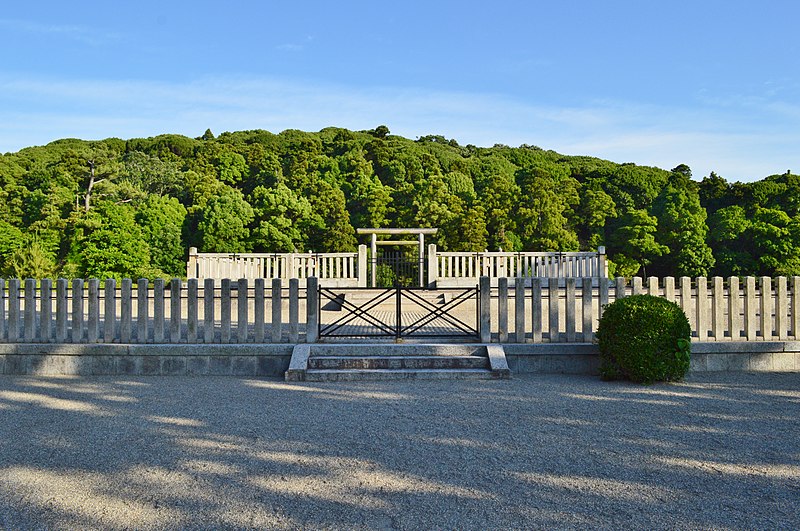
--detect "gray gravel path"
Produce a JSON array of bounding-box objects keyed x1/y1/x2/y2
[{"x1": 0, "y1": 372, "x2": 798, "y2": 530}]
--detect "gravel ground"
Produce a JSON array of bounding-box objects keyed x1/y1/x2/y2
[{"x1": 0, "y1": 372, "x2": 798, "y2": 530}]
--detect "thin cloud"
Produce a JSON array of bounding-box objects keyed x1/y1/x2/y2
[
  {"x1": 0, "y1": 75, "x2": 795, "y2": 181},
  {"x1": 0, "y1": 18, "x2": 120, "y2": 45},
  {"x1": 276, "y1": 43, "x2": 304, "y2": 52}
]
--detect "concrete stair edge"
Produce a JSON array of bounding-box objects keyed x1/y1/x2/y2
[
  {"x1": 285, "y1": 343, "x2": 511, "y2": 382},
  {"x1": 304, "y1": 368, "x2": 496, "y2": 381}
]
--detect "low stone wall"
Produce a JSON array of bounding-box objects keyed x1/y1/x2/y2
[
  {"x1": 0, "y1": 344, "x2": 292, "y2": 377},
  {"x1": 504, "y1": 341, "x2": 800, "y2": 374},
  {"x1": 1, "y1": 341, "x2": 797, "y2": 377}
]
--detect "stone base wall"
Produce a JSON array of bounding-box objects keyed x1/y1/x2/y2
[
  {"x1": 0, "y1": 344, "x2": 292, "y2": 377},
  {"x1": 504, "y1": 341, "x2": 800, "y2": 374},
  {"x1": 1, "y1": 341, "x2": 798, "y2": 377}
]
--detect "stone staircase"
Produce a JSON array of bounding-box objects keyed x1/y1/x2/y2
[{"x1": 285, "y1": 344, "x2": 511, "y2": 382}]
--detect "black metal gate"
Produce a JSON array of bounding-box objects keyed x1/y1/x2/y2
[
  {"x1": 373, "y1": 250, "x2": 424, "y2": 288},
  {"x1": 319, "y1": 286, "x2": 478, "y2": 340}
]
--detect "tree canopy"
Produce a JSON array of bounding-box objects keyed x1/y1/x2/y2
[{"x1": 0, "y1": 127, "x2": 796, "y2": 279}]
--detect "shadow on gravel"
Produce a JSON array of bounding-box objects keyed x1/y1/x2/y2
[{"x1": 0, "y1": 373, "x2": 798, "y2": 529}]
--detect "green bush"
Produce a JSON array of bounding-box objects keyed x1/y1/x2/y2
[{"x1": 596, "y1": 294, "x2": 691, "y2": 384}]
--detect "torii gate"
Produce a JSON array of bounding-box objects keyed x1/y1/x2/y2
[{"x1": 356, "y1": 228, "x2": 438, "y2": 287}]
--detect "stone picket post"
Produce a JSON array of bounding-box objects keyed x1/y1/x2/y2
[
  {"x1": 88, "y1": 279, "x2": 100, "y2": 343},
  {"x1": 56, "y1": 278, "x2": 68, "y2": 343},
  {"x1": 615, "y1": 277, "x2": 626, "y2": 301},
  {"x1": 548, "y1": 278, "x2": 559, "y2": 342},
  {"x1": 531, "y1": 277, "x2": 542, "y2": 342},
  {"x1": 565, "y1": 278, "x2": 576, "y2": 342},
  {"x1": 187, "y1": 247, "x2": 199, "y2": 279},
  {"x1": 498, "y1": 277, "x2": 508, "y2": 343},
  {"x1": 479, "y1": 276, "x2": 491, "y2": 343},
  {"x1": 289, "y1": 278, "x2": 300, "y2": 343},
  {"x1": 427, "y1": 244, "x2": 438, "y2": 288},
  {"x1": 647, "y1": 276, "x2": 659, "y2": 296},
  {"x1": 153, "y1": 278, "x2": 165, "y2": 343},
  {"x1": 680, "y1": 277, "x2": 692, "y2": 334},
  {"x1": 728, "y1": 276, "x2": 741, "y2": 341},
  {"x1": 120, "y1": 279, "x2": 132, "y2": 343},
  {"x1": 104, "y1": 278, "x2": 116, "y2": 343},
  {"x1": 744, "y1": 277, "x2": 757, "y2": 341},
  {"x1": 8, "y1": 279, "x2": 20, "y2": 342},
  {"x1": 203, "y1": 278, "x2": 215, "y2": 343},
  {"x1": 238, "y1": 278, "x2": 249, "y2": 343},
  {"x1": 712, "y1": 277, "x2": 725, "y2": 340},
  {"x1": 515, "y1": 280, "x2": 525, "y2": 343},
  {"x1": 187, "y1": 278, "x2": 198, "y2": 343},
  {"x1": 306, "y1": 277, "x2": 319, "y2": 343},
  {"x1": 40, "y1": 279, "x2": 52, "y2": 343},
  {"x1": 357, "y1": 245, "x2": 368, "y2": 287},
  {"x1": 664, "y1": 276, "x2": 676, "y2": 303},
  {"x1": 696, "y1": 277, "x2": 708, "y2": 340},
  {"x1": 171, "y1": 278, "x2": 183, "y2": 343},
  {"x1": 254, "y1": 278, "x2": 265, "y2": 343},
  {"x1": 760, "y1": 276, "x2": 772, "y2": 341},
  {"x1": 220, "y1": 279, "x2": 231, "y2": 343},
  {"x1": 582, "y1": 277, "x2": 593, "y2": 342},
  {"x1": 24, "y1": 278, "x2": 36, "y2": 342},
  {"x1": 776, "y1": 276, "x2": 787, "y2": 340},
  {"x1": 71, "y1": 278, "x2": 84, "y2": 343},
  {"x1": 137, "y1": 279, "x2": 149, "y2": 343},
  {"x1": 632, "y1": 276, "x2": 643, "y2": 296},
  {"x1": 271, "y1": 278, "x2": 282, "y2": 343}
]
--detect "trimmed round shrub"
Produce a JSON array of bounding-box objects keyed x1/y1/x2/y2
[{"x1": 596, "y1": 294, "x2": 691, "y2": 384}]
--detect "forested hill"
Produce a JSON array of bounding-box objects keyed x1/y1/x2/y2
[{"x1": 0, "y1": 126, "x2": 798, "y2": 280}]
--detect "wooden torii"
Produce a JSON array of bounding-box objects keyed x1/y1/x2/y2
[{"x1": 356, "y1": 228, "x2": 438, "y2": 287}]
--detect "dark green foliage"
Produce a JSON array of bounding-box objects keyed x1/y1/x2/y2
[
  {"x1": 596, "y1": 295, "x2": 691, "y2": 384},
  {"x1": 0, "y1": 128, "x2": 797, "y2": 279}
]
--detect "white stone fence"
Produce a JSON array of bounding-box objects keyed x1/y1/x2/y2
[
  {"x1": 1, "y1": 276, "x2": 799, "y2": 345},
  {"x1": 187, "y1": 247, "x2": 366, "y2": 287},
  {"x1": 483, "y1": 275, "x2": 800, "y2": 344},
  {"x1": 0, "y1": 278, "x2": 311, "y2": 345},
  {"x1": 432, "y1": 248, "x2": 607, "y2": 287},
  {"x1": 187, "y1": 246, "x2": 608, "y2": 287}
]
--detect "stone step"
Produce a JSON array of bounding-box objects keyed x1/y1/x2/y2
[
  {"x1": 309, "y1": 343, "x2": 485, "y2": 357},
  {"x1": 285, "y1": 344, "x2": 511, "y2": 382},
  {"x1": 307, "y1": 355, "x2": 489, "y2": 371},
  {"x1": 304, "y1": 368, "x2": 496, "y2": 382}
]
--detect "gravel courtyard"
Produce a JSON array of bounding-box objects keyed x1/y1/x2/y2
[{"x1": 0, "y1": 372, "x2": 798, "y2": 530}]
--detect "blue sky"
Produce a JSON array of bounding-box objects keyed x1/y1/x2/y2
[{"x1": 1, "y1": 1, "x2": 797, "y2": 182}]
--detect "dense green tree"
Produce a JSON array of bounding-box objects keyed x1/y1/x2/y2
[
  {"x1": 249, "y1": 183, "x2": 315, "y2": 252},
  {"x1": 197, "y1": 187, "x2": 254, "y2": 253},
  {"x1": 472, "y1": 156, "x2": 520, "y2": 250},
  {"x1": 306, "y1": 179, "x2": 356, "y2": 252},
  {"x1": 607, "y1": 209, "x2": 668, "y2": 277},
  {"x1": 136, "y1": 195, "x2": 188, "y2": 276},
  {"x1": 514, "y1": 167, "x2": 579, "y2": 251},
  {"x1": 577, "y1": 185, "x2": 617, "y2": 249},
  {"x1": 750, "y1": 208, "x2": 800, "y2": 276},
  {"x1": 651, "y1": 176, "x2": 715, "y2": 277},
  {"x1": 708, "y1": 205, "x2": 758, "y2": 277},
  {"x1": 74, "y1": 201, "x2": 152, "y2": 279},
  {"x1": 120, "y1": 151, "x2": 186, "y2": 198}
]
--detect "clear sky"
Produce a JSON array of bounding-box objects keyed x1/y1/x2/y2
[{"x1": 1, "y1": 1, "x2": 797, "y2": 182}]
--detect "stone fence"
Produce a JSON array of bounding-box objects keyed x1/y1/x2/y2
[
  {"x1": 187, "y1": 246, "x2": 607, "y2": 288},
  {"x1": 1, "y1": 276, "x2": 799, "y2": 345},
  {"x1": 432, "y1": 248, "x2": 607, "y2": 287},
  {"x1": 187, "y1": 248, "x2": 365, "y2": 287}
]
